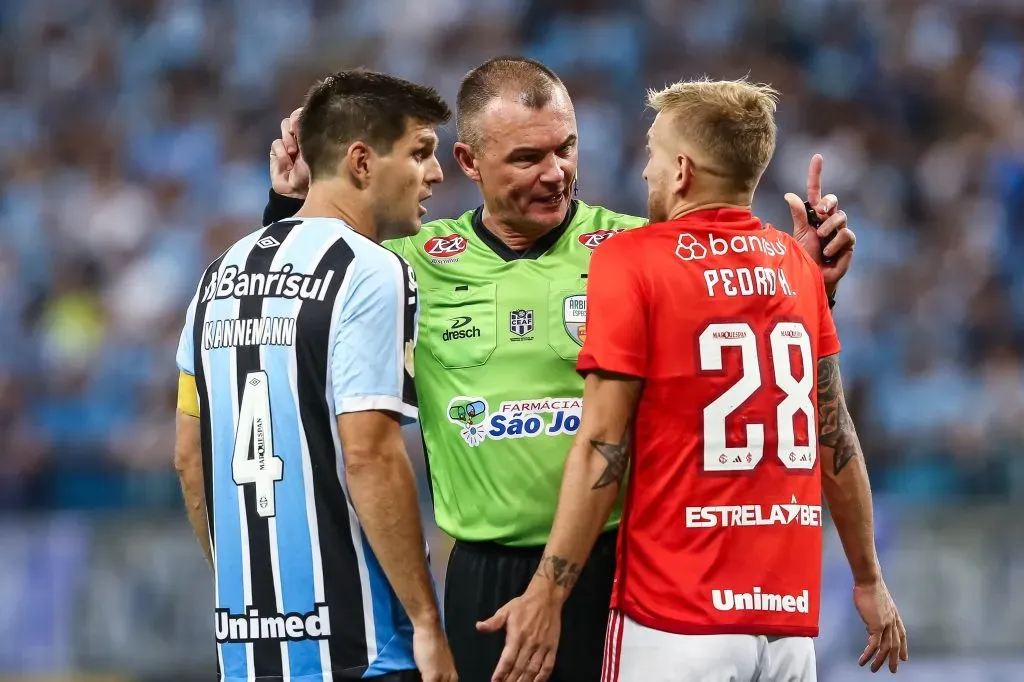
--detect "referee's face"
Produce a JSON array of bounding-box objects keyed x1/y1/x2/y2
[
  {"x1": 372, "y1": 119, "x2": 444, "y2": 240},
  {"x1": 465, "y1": 89, "x2": 578, "y2": 233}
]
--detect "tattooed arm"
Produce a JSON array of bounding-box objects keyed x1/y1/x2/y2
[
  {"x1": 476, "y1": 371, "x2": 641, "y2": 681},
  {"x1": 818, "y1": 354, "x2": 882, "y2": 584},
  {"x1": 531, "y1": 370, "x2": 642, "y2": 602}
]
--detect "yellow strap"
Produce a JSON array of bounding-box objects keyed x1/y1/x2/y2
[{"x1": 177, "y1": 371, "x2": 200, "y2": 417}]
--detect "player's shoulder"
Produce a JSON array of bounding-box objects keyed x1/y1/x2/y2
[
  {"x1": 587, "y1": 215, "x2": 669, "y2": 256},
  {"x1": 280, "y1": 218, "x2": 408, "y2": 287},
  {"x1": 569, "y1": 201, "x2": 647, "y2": 245}
]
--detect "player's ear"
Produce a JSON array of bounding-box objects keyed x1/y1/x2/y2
[
  {"x1": 676, "y1": 154, "x2": 693, "y2": 195},
  {"x1": 453, "y1": 142, "x2": 481, "y2": 183},
  {"x1": 346, "y1": 141, "x2": 373, "y2": 189}
]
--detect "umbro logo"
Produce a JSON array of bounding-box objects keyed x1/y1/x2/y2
[{"x1": 257, "y1": 236, "x2": 281, "y2": 249}]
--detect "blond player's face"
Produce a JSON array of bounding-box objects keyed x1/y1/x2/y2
[
  {"x1": 643, "y1": 113, "x2": 678, "y2": 224},
  {"x1": 471, "y1": 92, "x2": 578, "y2": 232},
  {"x1": 371, "y1": 119, "x2": 444, "y2": 239}
]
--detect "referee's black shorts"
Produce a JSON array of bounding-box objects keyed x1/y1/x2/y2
[{"x1": 443, "y1": 530, "x2": 617, "y2": 682}]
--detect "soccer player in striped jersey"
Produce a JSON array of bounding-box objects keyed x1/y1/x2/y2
[{"x1": 173, "y1": 71, "x2": 457, "y2": 682}]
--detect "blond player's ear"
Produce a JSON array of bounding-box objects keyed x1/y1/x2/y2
[{"x1": 676, "y1": 154, "x2": 693, "y2": 194}]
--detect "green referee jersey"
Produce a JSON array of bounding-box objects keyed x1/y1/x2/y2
[{"x1": 384, "y1": 200, "x2": 646, "y2": 547}]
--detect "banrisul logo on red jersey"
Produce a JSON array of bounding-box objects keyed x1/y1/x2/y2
[
  {"x1": 423, "y1": 234, "x2": 469, "y2": 264},
  {"x1": 578, "y1": 229, "x2": 625, "y2": 250}
]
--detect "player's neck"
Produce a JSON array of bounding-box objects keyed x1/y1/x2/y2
[
  {"x1": 667, "y1": 195, "x2": 752, "y2": 222},
  {"x1": 296, "y1": 184, "x2": 378, "y2": 242},
  {"x1": 479, "y1": 206, "x2": 557, "y2": 251}
]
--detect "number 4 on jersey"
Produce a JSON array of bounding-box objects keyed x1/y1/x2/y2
[
  {"x1": 232, "y1": 371, "x2": 284, "y2": 517},
  {"x1": 699, "y1": 322, "x2": 816, "y2": 473}
]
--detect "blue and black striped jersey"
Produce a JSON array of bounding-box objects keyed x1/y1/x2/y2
[{"x1": 177, "y1": 217, "x2": 423, "y2": 681}]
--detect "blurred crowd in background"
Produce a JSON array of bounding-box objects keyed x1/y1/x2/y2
[{"x1": 0, "y1": 0, "x2": 1023, "y2": 679}]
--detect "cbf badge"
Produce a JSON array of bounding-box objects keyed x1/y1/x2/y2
[{"x1": 563, "y1": 295, "x2": 587, "y2": 346}]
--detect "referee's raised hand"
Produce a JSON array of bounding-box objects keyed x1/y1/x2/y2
[{"x1": 270, "y1": 107, "x2": 310, "y2": 199}]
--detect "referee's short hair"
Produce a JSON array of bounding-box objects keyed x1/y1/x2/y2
[
  {"x1": 456, "y1": 56, "x2": 566, "y2": 150},
  {"x1": 299, "y1": 69, "x2": 451, "y2": 182}
]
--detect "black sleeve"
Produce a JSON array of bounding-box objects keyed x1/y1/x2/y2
[{"x1": 262, "y1": 189, "x2": 305, "y2": 226}]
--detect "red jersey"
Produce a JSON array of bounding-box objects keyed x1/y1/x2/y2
[{"x1": 577, "y1": 208, "x2": 840, "y2": 638}]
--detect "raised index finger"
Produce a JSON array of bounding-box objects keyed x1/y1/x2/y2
[{"x1": 806, "y1": 154, "x2": 823, "y2": 209}]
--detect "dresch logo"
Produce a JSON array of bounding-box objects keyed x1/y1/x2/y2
[{"x1": 442, "y1": 316, "x2": 481, "y2": 341}]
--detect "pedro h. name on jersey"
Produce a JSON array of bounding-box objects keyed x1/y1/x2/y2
[
  {"x1": 675, "y1": 229, "x2": 798, "y2": 299},
  {"x1": 177, "y1": 217, "x2": 421, "y2": 681}
]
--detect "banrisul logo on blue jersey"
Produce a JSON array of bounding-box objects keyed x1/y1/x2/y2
[{"x1": 445, "y1": 396, "x2": 582, "y2": 447}]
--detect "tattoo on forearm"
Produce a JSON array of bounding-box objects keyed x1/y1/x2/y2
[
  {"x1": 817, "y1": 356, "x2": 862, "y2": 475},
  {"x1": 591, "y1": 423, "x2": 631, "y2": 489},
  {"x1": 536, "y1": 555, "x2": 581, "y2": 589}
]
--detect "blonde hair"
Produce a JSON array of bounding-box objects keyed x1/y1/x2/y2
[{"x1": 647, "y1": 76, "x2": 779, "y2": 189}]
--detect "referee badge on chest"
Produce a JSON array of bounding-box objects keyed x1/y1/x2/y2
[
  {"x1": 509, "y1": 309, "x2": 534, "y2": 340},
  {"x1": 563, "y1": 295, "x2": 587, "y2": 346}
]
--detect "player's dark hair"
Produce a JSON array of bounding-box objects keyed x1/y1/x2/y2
[
  {"x1": 456, "y1": 56, "x2": 565, "y2": 149},
  {"x1": 298, "y1": 69, "x2": 451, "y2": 181}
]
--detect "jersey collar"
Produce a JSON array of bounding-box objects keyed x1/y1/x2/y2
[
  {"x1": 672, "y1": 206, "x2": 763, "y2": 230},
  {"x1": 471, "y1": 200, "x2": 579, "y2": 262}
]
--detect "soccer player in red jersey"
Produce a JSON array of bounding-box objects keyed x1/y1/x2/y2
[{"x1": 485, "y1": 78, "x2": 907, "y2": 681}]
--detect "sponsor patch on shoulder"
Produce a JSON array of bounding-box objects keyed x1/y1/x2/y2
[
  {"x1": 423, "y1": 234, "x2": 468, "y2": 264},
  {"x1": 578, "y1": 229, "x2": 625, "y2": 250}
]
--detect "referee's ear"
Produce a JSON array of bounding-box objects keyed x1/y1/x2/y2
[{"x1": 453, "y1": 142, "x2": 481, "y2": 183}]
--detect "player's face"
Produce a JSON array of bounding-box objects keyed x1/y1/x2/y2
[
  {"x1": 462, "y1": 90, "x2": 578, "y2": 232},
  {"x1": 371, "y1": 119, "x2": 443, "y2": 240},
  {"x1": 643, "y1": 112, "x2": 686, "y2": 223}
]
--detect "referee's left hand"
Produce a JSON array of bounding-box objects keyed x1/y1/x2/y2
[{"x1": 477, "y1": 585, "x2": 562, "y2": 682}]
